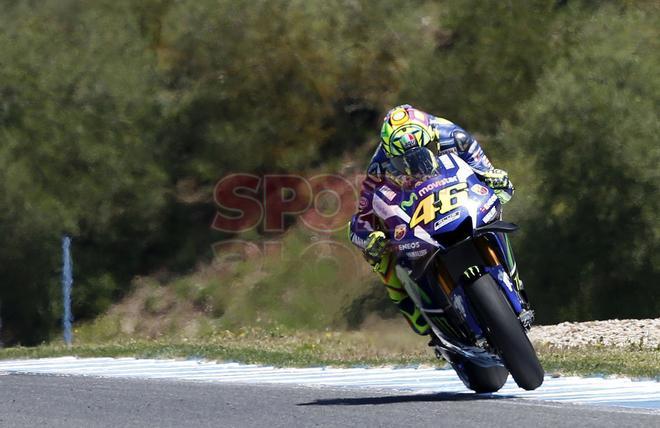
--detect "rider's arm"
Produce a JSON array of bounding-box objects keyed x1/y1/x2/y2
[
  {"x1": 349, "y1": 146, "x2": 388, "y2": 250},
  {"x1": 349, "y1": 178, "x2": 377, "y2": 250},
  {"x1": 429, "y1": 117, "x2": 513, "y2": 202},
  {"x1": 451, "y1": 129, "x2": 494, "y2": 174},
  {"x1": 451, "y1": 127, "x2": 514, "y2": 202},
  {"x1": 434, "y1": 120, "x2": 494, "y2": 173}
]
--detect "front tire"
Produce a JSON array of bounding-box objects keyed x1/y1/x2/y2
[
  {"x1": 465, "y1": 275, "x2": 544, "y2": 390},
  {"x1": 448, "y1": 354, "x2": 509, "y2": 393}
]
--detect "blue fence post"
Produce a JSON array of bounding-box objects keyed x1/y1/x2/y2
[{"x1": 62, "y1": 236, "x2": 73, "y2": 347}]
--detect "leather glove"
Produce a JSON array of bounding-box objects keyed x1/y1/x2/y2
[
  {"x1": 481, "y1": 168, "x2": 514, "y2": 204},
  {"x1": 364, "y1": 231, "x2": 389, "y2": 269}
]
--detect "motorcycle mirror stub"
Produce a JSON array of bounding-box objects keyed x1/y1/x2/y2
[{"x1": 475, "y1": 221, "x2": 519, "y2": 235}]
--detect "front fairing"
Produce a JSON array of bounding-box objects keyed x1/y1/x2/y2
[
  {"x1": 373, "y1": 153, "x2": 501, "y2": 261},
  {"x1": 374, "y1": 154, "x2": 530, "y2": 363},
  {"x1": 373, "y1": 154, "x2": 531, "y2": 364}
]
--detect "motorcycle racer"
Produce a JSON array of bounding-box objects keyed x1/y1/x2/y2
[{"x1": 349, "y1": 104, "x2": 523, "y2": 336}]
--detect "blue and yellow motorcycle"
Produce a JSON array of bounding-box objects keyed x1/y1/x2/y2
[{"x1": 373, "y1": 148, "x2": 544, "y2": 392}]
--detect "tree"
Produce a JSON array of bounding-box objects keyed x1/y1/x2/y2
[
  {"x1": 0, "y1": 0, "x2": 167, "y2": 343},
  {"x1": 499, "y1": 6, "x2": 659, "y2": 322},
  {"x1": 398, "y1": 0, "x2": 559, "y2": 133}
]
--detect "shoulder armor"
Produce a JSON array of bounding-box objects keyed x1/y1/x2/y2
[{"x1": 452, "y1": 130, "x2": 472, "y2": 152}]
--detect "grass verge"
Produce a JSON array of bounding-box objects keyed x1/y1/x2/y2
[{"x1": 0, "y1": 328, "x2": 657, "y2": 379}]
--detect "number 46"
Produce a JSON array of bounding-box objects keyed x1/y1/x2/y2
[{"x1": 409, "y1": 182, "x2": 468, "y2": 228}]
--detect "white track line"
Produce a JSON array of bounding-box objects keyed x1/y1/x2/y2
[{"x1": 0, "y1": 357, "x2": 657, "y2": 410}]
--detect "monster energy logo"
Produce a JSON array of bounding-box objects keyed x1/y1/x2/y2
[
  {"x1": 401, "y1": 193, "x2": 418, "y2": 209},
  {"x1": 463, "y1": 266, "x2": 480, "y2": 280}
]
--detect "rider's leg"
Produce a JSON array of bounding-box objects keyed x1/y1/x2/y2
[{"x1": 375, "y1": 252, "x2": 430, "y2": 335}]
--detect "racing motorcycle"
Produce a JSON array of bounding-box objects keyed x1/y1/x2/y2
[{"x1": 372, "y1": 148, "x2": 544, "y2": 392}]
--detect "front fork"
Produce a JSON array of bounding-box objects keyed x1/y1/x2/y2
[
  {"x1": 494, "y1": 232, "x2": 530, "y2": 309},
  {"x1": 474, "y1": 233, "x2": 534, "y2": 329}
]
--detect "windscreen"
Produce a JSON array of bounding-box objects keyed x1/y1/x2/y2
[{"x1": 390, "y1": 147, "x2": 439, "y2": 179}]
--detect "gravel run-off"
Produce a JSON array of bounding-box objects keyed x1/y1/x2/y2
[{"x1": 529, "y1": 318, "x2": 659, "y2": 349}]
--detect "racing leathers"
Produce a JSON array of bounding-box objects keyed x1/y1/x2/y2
[{"x1": 349, "y1": 114, "x2": 518, "y2": 335}]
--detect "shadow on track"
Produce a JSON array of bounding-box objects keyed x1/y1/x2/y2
[{"x1": 299, "y1": 392, "x2": 513, "y2": 406}]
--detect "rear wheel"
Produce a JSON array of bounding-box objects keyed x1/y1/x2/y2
[{"x1": 465, "y1": 275, "x2": 544, "y2": 390}]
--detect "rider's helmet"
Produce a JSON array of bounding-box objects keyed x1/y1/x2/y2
[
  {"x1": 381, "y1": 104, "x2": 435, "y2": 157},
  {"x1": 381, "y1": 105, "x2": 439, "y2": 187}
]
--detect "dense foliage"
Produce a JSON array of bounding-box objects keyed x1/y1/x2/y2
[
  {"x1": 501, "y1": 6, "x2": 660, "y2": 320},
  {"x1": 0, "y1": 0, "x2": 657, "y2": 344}
]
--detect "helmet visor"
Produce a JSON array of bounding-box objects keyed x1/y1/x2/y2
[{"x1": 390, "y1": 147, "x2": 439, "y2": 179}]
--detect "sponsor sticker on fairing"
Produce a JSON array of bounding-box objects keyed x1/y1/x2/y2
[
  {"x1": 400, "y1": 193, "x2": 418, "y2": 209},
  {"x1": 417, "y1": 176, "x2": 459, "y2": 196},
  {"x1": 480, "y1": 194, "x2": 498, "y2": 212},
  {"x1": 394, "y1": 224, "x2": 407, "y2": 241},
  {"x1": 498, "y1": 270, "x2": 514, "y2": 292},
  {"x1": 379, "y1": 185, "x2": 397, "y2": 201},
  {"x1": 433, "y1": 211, "x2": 461, "y2": 230},
  {"x1": 397, "y1": 241, "x2": 420, "y2": 251},
  {"x1": 471, "y1": 184, "x2": 489, "y2": 196},
  {"x1": 406, "y1": 249, "x2": 429, "y2": 258},
  {"x1": 483, "y1": 206, "x2": 498, "y2": 223}
]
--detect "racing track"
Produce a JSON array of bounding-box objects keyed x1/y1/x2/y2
[{"x1": 0, "y1": 358, "x2": 658, "y2": 427}]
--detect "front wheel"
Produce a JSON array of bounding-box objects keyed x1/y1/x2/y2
[
  {"x1": 448, "y1": 354, "x2": 509, "y2": 393},
  {"x1": 465, "y1": 274, "x2": 544, "y2": 390}
]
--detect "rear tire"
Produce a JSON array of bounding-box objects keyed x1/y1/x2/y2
[
  {"x1": 465, "y1": 275, "x2": 544, "y2": 390},
  {"x1": 448, "y1": 355, "x2": 508, "y2": 393}
]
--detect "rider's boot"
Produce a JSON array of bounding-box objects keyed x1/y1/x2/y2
[{"x1": 396, "y1": 295, "x2": 430, "y2": 335}]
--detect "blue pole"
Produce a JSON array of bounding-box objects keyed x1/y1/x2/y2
[{"x1": 62, "y1": 236, "x2": 73, "y2": 347}]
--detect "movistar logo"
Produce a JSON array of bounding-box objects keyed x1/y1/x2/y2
[
  {"x1": 401, "y1": 193, "x2": 418, "y2": 209},
  {"x1": 417, "y1": 176, "x2": 458, "y2": 196}
]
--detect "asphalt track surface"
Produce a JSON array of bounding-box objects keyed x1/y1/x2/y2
[
  {"x1": 0, "y1": 374, "x2": 658, "y2": 428},
  {"x1": 2, "y1": 357, "x2": 657, "y2": 409}
]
